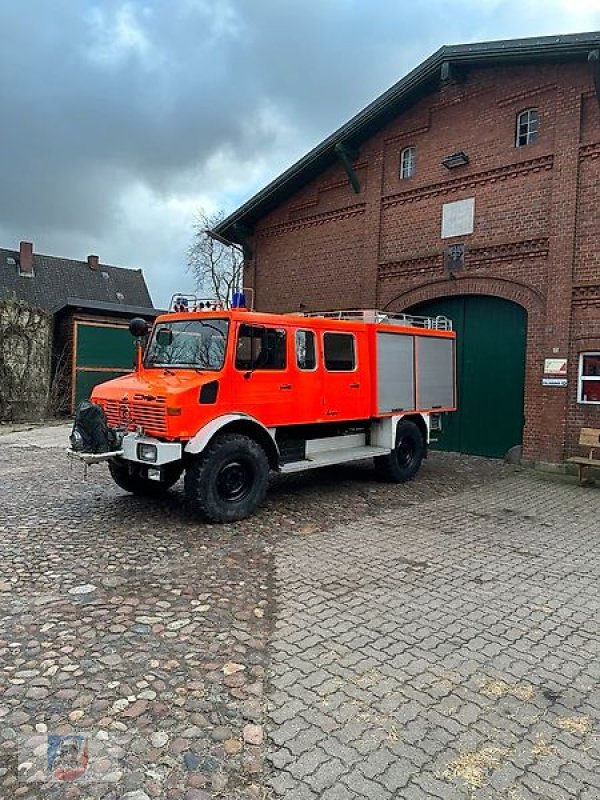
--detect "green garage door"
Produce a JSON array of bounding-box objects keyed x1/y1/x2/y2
[
  {"x1": 409, "y1": 296, "x2": 527, "y2": 458},
  {"x1": 73, "y1": 322, "x2": 136, "y2": 410}
]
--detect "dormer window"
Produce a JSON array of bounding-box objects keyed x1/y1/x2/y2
[
  {"x1": 516, "y1": 109, "x2": 538, "y2": 147},
  {"x1": 400, "y1": 146, "x2": 416, "y2": 179}
]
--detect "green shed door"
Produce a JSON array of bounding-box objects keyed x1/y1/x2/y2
[
  {"x1": 409, "y1": 296, "x2": 527, "y2": 458},
  {"x1": 73, "y1": 322, "x2": 136, "y2": 410}
]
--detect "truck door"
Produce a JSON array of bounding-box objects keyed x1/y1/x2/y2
[
  {"x1": 320, "y1": 330, "x2": 367, "y2": 421},
  {"x1": 289, "y1": 328, "x2": 322, "y2": 424},
  {"x1": 227, "y1": 322, "x2": 292, "y2": 427}
]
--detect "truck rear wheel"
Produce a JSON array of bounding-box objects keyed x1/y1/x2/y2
[
  {"x1": 184, "y1": 433, "x2": 270, "y2": 522},
  {"x1": 108, "y1": 459, "x2": 182, "y2": 495},
  {"x1": 375, "y1": 420, "x2": 425, "y2": 483}
]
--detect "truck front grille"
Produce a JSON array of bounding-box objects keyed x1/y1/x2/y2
[{"x1": 102, "y1": 398, "x2": 168, "y2": 435}]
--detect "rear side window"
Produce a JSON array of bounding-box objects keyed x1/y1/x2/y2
[
  {"x1": 235, "y1": 324, "x2": 286, "y2": 370},
  {"x1": 296, "y1": 330, "x2": 317, "y2": 370},
  {"x1": 323, "y1": 333, "x2": 355, "y2": 371}
]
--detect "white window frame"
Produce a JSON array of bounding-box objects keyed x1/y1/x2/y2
[
  {"x1": 295, "y1": 329, "x2": 318, "y2": 371},
  {"x1": 516, "y1": 109, "x2": 539, "y2": 147},
  {"x1": 577, "y1": 352, "x2": 600, "y2": 404},
  {"x1": 400, "y1": 146, "x2": 416, "y2": 179}
]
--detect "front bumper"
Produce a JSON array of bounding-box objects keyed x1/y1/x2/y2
[
  {"x1": 68, "y1": 433, "x2": 182, "y2": 466},
  {"x1": 67, "y1": 448, "x2": 123, "y2": 465}
]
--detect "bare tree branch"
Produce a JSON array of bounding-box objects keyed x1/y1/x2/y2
[{"x1": 187, "y1": 209, "x2": 244, "y2": 308}]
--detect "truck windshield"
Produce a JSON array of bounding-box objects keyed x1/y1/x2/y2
[{"x1": 145, "y1": 318, "x2": 229, "y2": 370}]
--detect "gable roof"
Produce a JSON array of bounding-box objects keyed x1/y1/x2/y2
[
  {"x1": 0, "y1": 248, "x2": 154, "y2": 313},
  {"x1": 215, "y1": 30, "x2": 600, "y2": 241}
]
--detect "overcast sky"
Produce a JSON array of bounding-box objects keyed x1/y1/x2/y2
[{"x1": 2, "y1": 1, "x2": 599, "y2": 308}]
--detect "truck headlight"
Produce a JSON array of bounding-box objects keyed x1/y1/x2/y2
[{"x1": 137, "y1": 443, "x2": 158, "y2": 463}]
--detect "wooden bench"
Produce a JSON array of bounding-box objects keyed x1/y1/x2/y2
[{"x1": 567, "y1": 427, "x2": 600, "y2": 485}]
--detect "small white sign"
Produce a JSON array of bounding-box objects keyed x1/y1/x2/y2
[
  {"x1": 442, "y1": 198, "x2": 475, "y2": 239},
  {"x1": 544, "y1": 358, "x2": 567, "y2": 375},
  {"x1": 542, "y1": 377, "x2": 567, "y2": 387}
]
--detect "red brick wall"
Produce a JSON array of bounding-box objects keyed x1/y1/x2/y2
[{"x1": 247, "y1": 61, "x2": 600, "y2": 463}]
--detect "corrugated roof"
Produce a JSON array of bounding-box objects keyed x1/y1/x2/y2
[
  {"x1": 0, "y1": 248, "x2": 154, "y2": 312},
  {"x1": 54, "y1": 297, "x2": 163, "y2": 317},
  {"x1": 215, "y1": 30, "x2": 600, "y2": 240}
]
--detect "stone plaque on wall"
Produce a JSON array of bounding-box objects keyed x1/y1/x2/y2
[{"x1": 441, "y1": 197, "x2": 475, "y2": 239}]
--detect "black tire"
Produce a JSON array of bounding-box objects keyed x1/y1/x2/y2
[
  {"x1": 184, "y1": 433, "x2": 270, "y2": 522},
  {"x1": 108, "y1": 459, "x2": 182, "y2": 496},
  {"x1": 374, "y1": 420, "x2": 425, "y2": 483}
]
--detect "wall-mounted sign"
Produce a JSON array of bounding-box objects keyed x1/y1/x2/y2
[
  {"x1": 544, "y1": 358, "x2": 567, "y2": 375},
  {"x1": 442, "y1": 198, "x2": 475, "y2": 239},
  {"x1": 444, "y1": 244, "x2": 465, "y2": 273},
  {"x1": 542, "y1": 377, "x2": 568, "y2": 387}
]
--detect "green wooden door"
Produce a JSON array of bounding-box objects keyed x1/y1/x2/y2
[
  {"x1": 410, "y1": 296, "x2": 527, "y2": 458},
  {"x1": 73, "y1": 322, "x2": 136, "y2": 410}
]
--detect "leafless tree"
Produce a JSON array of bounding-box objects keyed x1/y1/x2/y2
[{"x1": 187, "y1": 209, "x2": 244, "y2": 307}]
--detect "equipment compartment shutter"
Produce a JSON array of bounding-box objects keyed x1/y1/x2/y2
[
  {"x1": 377, "y1": 333, "x2": 415, "y2": 413},
  {"x1": 416, "y1": 336, "x2": 455, "y2": 411}
]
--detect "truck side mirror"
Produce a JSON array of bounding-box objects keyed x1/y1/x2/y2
[
  {"x1": 129, "y1": 317, "x2": 149, "y2": 338},
  {"x1": 156, "y1": 328, "x2": 173, "y2": 347}
]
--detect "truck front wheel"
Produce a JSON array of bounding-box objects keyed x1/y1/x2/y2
[
  {"x1": 374, "y1": 420, "x2": 425, "y2": 483},
  {"x1": 108, "y1": 459, "x2": 182, "y2": 495},
  {"x1": 184, "y1": 433, "x2": 270, "y2": 522}
]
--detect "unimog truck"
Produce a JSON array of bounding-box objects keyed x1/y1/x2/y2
[{"x1": 69, "y1": 293, "x2": 456, "y2": 522}]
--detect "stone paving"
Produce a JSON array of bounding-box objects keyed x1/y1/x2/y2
[
  {"x1": 1, "y1": 429, "x2": 598, "y2": 799},
  {"x1": 0, "y1": 440, "x2": 272, "y2": 800},
  {"x1": 267, "y1": 474, "x2": 600, "y2": 799}
]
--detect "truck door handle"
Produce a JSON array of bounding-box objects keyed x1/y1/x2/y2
[
  {"x1": 279, "y1": 384, "x2": 293, "y2": 390},
  {"x1": 349, "y1": 383, "x2": 360, "y2": 389}
]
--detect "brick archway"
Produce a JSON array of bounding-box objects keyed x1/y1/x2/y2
[{"x1": 382, "y1": 275, "x2": 545, "y2": 315}]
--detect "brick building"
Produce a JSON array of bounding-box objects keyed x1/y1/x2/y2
[{"x1": 216, "y1": 31, "x2": 600, "y2": 463}]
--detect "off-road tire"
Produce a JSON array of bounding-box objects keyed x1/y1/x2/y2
[
  {"x1": 108, "y1": 459, "x2": 182, "y2": 496},
  {"x1": 184, "y1": 433, "x2": 270, "y2": 522},
  {"x1": 374, "y1": 420, "x2": 425, "y2": 483}
]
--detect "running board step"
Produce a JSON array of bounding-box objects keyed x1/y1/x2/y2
[{"x1": 280, "y1": 445, "x2": 391, "y2": 474}]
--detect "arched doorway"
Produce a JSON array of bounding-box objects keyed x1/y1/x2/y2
[{"x1": 409, "y1": 295, "x2": 527, "y2": 458}]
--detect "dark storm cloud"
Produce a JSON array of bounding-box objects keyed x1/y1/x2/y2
[{"x1": 1, "y1": 1, "x2": 599, "y2": 305}]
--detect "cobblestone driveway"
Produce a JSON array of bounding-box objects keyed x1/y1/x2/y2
[
  {"x1": 0, "y1": 429, "x2": 598, "y2": 799},
  {"x1": 268, "y1": 474, "x2": 600, "y2": 800}
]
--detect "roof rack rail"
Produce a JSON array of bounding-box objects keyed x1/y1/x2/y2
[
  {"x1": 168, "y1": 288, "x2": 254, "y2": 313},
  {"x1": 169, "y1": 294, "x2": 223, "y2": 312},
  {"x1": 302, "y1": 309, "x2": 452, "y2": 331}
]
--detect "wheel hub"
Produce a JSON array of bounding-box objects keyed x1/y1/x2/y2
[
  {"x1": 216, "y1": 460, "x2": 253, "y2": 501},
  {"x1": 397, "y1": 437, "x2": 416, "y2": 467}
]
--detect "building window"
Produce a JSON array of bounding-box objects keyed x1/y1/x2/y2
[
  {"x1": 296, "y1": 330, "x2": 317, "y2": 370},
  {"x1": 323, "y1": 333, "x2": 356, "y2": 371},
  {"x1": 578, "y1": 352, "x2": 600, "y2": 404},
  {"x1": 516, "y1": 109, "x2": 538, "y2": 147},
  {"x1": 235, "y1": 325, "x2": 286, "y2": 370},
  {"x1": 400, "y1": 146, "x2": 416, "y2": 179}
]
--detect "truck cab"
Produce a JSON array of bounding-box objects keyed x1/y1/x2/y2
[{"x1": 69, "y1": 295, "x2": 456, "y2": 522}]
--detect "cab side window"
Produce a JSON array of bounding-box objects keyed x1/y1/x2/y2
[
  {"x1": 235, "y1": 324, "x2": 286, "y2": 370},
  {"x1": 323, "y1": 333, "x2": 355, "y2": 371},
  {"x1": 296, "y1": 330, "x2": 317, "y2": 370}
]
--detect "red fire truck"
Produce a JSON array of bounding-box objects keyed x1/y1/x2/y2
[{"x1": 69, "y1": 294, "x2": 456, "y2": 522}]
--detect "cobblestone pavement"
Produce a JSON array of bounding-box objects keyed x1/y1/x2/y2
[
  {"x1": 0, "y1": 432, "x2": 506, "y2": 799},
  {"x1": 267, "y1": 474, "x2": 600, "y2": 800}
]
